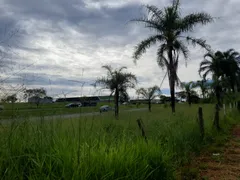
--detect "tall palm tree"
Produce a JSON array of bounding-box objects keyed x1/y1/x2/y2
[
  {"x1": 199, "y1": 51, "x2": 225, "y2": 106},
  {"x1": 132, "y1": 0, "x2": 213, "y2": 113},
  {"x1": 136, "y1": 85, "x2": 161, "y2": 112},
  {"x1": 96, "y1": 65, "x2": 137, "y2": 118},
  {"x1": 220, "y1": 49, "x2": 240, "y2": 92},
  {"x1": 176, "y1": 81, "x2": 197, "y2": 106},
  {"x1": 199, "y1": 51, "x2": 225, "y2": 130}
]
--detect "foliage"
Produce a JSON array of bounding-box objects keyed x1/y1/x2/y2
[
  {"x1": 136, "y1": 85, "x2": 161, "y2": 111},
  {"x1": 199, "y1": 49, "x2": 240, "y2": 105},
  {"x1": 195, "y1": 79, "x2": 210, "y2": 99},
  {"x1": 132, "y1": 0, "x2": 213, "y2": 113},
  {"x1": 1, "y1": 94, "x2": 17, "y2": 103},
  {"x1": 0, "y1": 104, "x2": 239, "y2": 179},
  {"x1": 23, "y1": 88, "x2": 47, "y2": 107},
  {"x1": 96, "y1": 65, "x2": 137, "y2": 118},
  {"x1": 24, "y1": 88, "x2": 46, "y2": 99},
  {"x1": 176, "y1": 81, "x2": 198, "y2": 106}
]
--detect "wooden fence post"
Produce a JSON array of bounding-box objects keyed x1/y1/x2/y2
[
  {"x1": 198, "y1": 107, "x2": 204, "y2": 140},
  {"x1": 136, "y1": 118, "x2": 148, "y2": 143}
]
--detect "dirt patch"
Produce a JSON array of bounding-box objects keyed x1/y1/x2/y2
[
  {"x1": 199, "y1": 126, "x2": 240, "y2": 180},
  {"x1": 179, "y1": 126, "x2": 240, "y2": 180}
]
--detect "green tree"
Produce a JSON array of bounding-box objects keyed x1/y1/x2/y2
[
  {"x1": 136, "y1": 86, "x2": 161, "y2": 112},
  {"x1": 195, "y1": 79, "x2": 209, "y2": 99},
  {"x1": 24, "y1": 88, "x2": 47, "y2": 107},
  {"x1": 96, "y1": 65, "x2": 137, "y2": 118},
  {"x1": 199, "y1": 51, "x2": 225, "y2": 106},
  {"x1": 176, "y1": 81, "x2": 197, "y2": 106},
  {"x1": 199, "y1": 51, "x2": 226, "y2": 130},
  {"x1": 219, "y1": 49, "x2": 240, "y2": 93},
  {"x1": 132, "y1": 0, "x2": 213, "y2": 113},
  {"x1": 6, "y1": 94, "x2": 18, "y2": 103}
]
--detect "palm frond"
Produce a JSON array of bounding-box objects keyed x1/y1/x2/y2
[
  {"x1": 180, "y1": 13, "x2": 213, "y2": 32},
  {"x1": 174, "y1": 40, "x2": 189, "y2": 60},
  {"x1": 200, "y1": 59, "x2": 212, "y2": 67},
  {"x1": 133, "y1": 35, "x2": 164, "y2": 62},
  {"x1": 102, "y1": 65, "x2": 113, "y2": 76},
  {"x1": 202, "y1": 69, "x2": 212, "y2": 79},
  {"x1": 185, "y1": 36, "x2": 211, "y2": 51},
  {"x1": 131, "y1": 18, "x2": 164, "y2": 32},
  {"x1": 145, "y1": 5, "x2": 163, "y2": 21},
  {"x1": 172, "y1": 0, "x2": 180, "y2": 12},
  {"x1": 118, "y1": 66, "x2": 127, "y2": 72},
  {"x1": 157, "y1": 44, "x2": 168, "y2": 68}
]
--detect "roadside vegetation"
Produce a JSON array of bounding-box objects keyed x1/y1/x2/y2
[
  {"x1": 1, "y1": 104, "x2": 239, "y2": 179},
  {"x1": 1, "y1": 0, "x2": 240, "y2": 179}
]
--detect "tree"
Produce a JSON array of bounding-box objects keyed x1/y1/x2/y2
[
  {"x1": 24, "y1": 88, "x2": 46, "y2": 107},
  {"x1": 199, "y1": 51, "x2": 226, "y2": 130},
  {"x1": 195, "y1": 79, "x2": 209, "y2": 99},
  {"x1": 136, "y1": 86, "x2": 161, "y2": 112},
  {"x1": 132, "y1": 1, "x2": 213, "y2": 113},
  {"x1": 199, "y1": 51, "x2": 225, "y2": 106},
  {"x1": 219, "y1": 49, "x2": 240, "y2": 93},
  {"x1": 96, "y1": 65, "x2": 137, "y2": 118},
  {"x1": 6, "y1": 94, "x2": 17, "y2": 103},
  {"x1": 176, "y1": 81, "x2": 197, "y2": 106}
]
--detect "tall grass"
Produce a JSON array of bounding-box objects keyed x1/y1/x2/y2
[{"x1": 0, "y1": 104, "x2": 239, "y2": 179}]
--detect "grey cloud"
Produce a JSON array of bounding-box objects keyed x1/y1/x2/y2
[{"x1": 1, "y1": 0, "x2": 240, "y2": 98}]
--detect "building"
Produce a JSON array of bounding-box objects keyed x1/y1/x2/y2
[
  {"x1": 28, "y1": 96, "x2": 53, "y2": 104},
  {"x1": 98, "y1": 96, "x2": 115, "y2": 102},
  {"x1": 55, "y1": 96, "x2": 115, "y2": 103}
]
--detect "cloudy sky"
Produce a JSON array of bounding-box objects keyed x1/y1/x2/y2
[{"x1": 0, "y1": 0, "x2": 240, "y2": 99}]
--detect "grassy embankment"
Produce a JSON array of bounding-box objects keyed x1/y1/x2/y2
[
  {"x1": 0, "y1": 102, "x2": 137, "y2": 119},
  {"x1": 0, "y1": 104, "x2": 239, "y2": 179}
]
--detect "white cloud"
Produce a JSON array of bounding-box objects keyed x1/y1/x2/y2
[{"x1": 1, "y1": 0, "x2": 240, "y2": 99}]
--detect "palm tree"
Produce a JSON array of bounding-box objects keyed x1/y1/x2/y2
[
  {"x1": 195, "y1": 79, "x2": 209, "y2": 99},
  {"x1": 176, "y1": 81, "x2": 197, "y2": 106},
  {"x1": 132, "y1": 0, "x2": 213, "y2": 113},
  {"x1": 96, "y1": 65, "x2": 137, "y2": 118},
  {"x1": 199, "y1": 51, "x2": 225, "y2": 130},
  {"x1": 136, "y1": 85, "x2": 161, "y2": 112},
  {"x1": 199, "y1": 51, "x2": 225, "y2": 106},
  {"x1": 220, "y1": 49, "x2": 240, "y2": 92}
]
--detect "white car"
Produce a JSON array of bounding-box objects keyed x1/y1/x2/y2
[
  {"x1": 99, "y1": 105, "x2": 114, "y2": 113},
  {"x1": 65, "y1": 103, "x2": 82, "y2": 108}
]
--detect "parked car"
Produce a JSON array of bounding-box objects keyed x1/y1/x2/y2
[
  {"x1": 99, "y1": 105, "x2": 114, "y2": 113},
  {"x1": 65, "y1": 103, "x2": 82, "y2": 108}
]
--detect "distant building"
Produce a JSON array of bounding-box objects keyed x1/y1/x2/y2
[
  {"x1": 98, "y1": 96, "x2": 114, "y2": 102},
  {"x1": 55, "y1": 96, "x2": 115, "y2": 103},
  {"x1": 28, "y1": 96, "x2": 53, "y2": 104}
]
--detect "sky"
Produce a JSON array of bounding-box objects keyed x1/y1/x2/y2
[{"x1": 0, "y1": 0, "x2": 240, "y2": 100}]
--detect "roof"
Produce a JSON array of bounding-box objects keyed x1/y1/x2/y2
[{"x1": 98, "y1": 96, "x2": 114, "y2": 100}]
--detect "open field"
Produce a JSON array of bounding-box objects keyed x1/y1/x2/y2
[
  {"x1": 0, "y1": 102, "x2": 140, "y2": 119},
  {"x1": 0, "y1": 104, "x2": 239, "y2": 179}
]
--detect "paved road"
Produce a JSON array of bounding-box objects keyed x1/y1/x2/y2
[{"x1": 0, "y1": 108, "x2": 147, "y2": 124}]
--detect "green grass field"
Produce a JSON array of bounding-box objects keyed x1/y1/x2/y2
[
  {"x1": 0, "y1": 102, "x2": 138, "y2": 119},
  {"x1": 0, "y1": 104, "x2": 239, "y2": 179}
]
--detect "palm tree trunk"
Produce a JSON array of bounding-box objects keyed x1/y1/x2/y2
[
  {"x1": 213, "y1": 104, "x2": 220, "y2": 130},
  {"x1": 168, "y1": 47, "x2": 175, "y2": 113},
  {"x1": 215, "y1": 85, "x2": 221, "y2": 107},
  {"x1": 115, "y1": 88, "x2": 119, "y2": 118},
  {"x1": 187, "y1": 93, "x2": 191, "y2": 106},
  {"x1": 148, "y1": 99, "x2": 151, "y2": 112}
]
